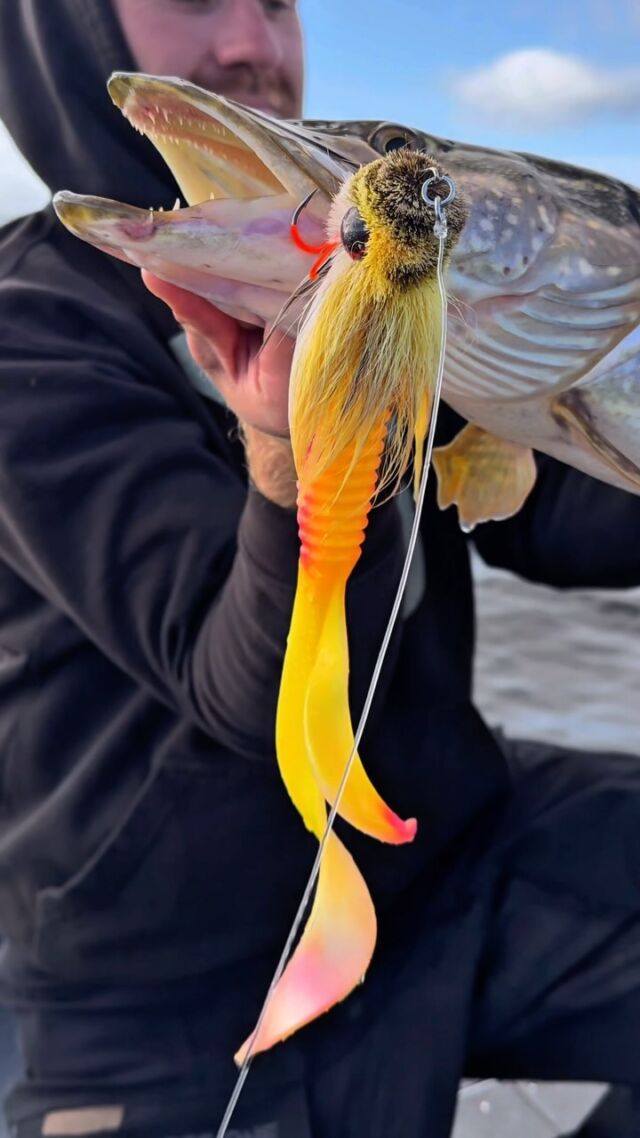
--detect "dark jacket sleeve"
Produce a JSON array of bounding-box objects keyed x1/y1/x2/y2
[
  {"x1": 0, "y1": 304, "x2": 402, "y2": 762},
  {"x1": 472, "y1": 451, "x2": 640, "y2": 590}
]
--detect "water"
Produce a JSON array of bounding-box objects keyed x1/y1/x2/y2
[
  {"x1": 452, "y1": 558, "x2": 640, "y2": 1134},
  {"x1": 473, "y1": 552, "x2": 640, "y2": 754}
]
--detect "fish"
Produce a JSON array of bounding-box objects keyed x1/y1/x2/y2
[
  {"x1": 235, "y1": 148, "x2": 466, "y2": 1064},
  {"x1": 53, "y1": 72, "x2": 640, "y2": 529}
]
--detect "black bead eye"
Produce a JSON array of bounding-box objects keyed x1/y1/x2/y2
[{"x1": 340, "y1": 207, "x2": 369, "y2": 260}]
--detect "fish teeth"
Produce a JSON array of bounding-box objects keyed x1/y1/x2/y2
[{"x1": 173, "y1": 197, "x2": 182, "y2": 210}]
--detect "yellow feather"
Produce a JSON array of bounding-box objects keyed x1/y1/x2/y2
[{"x1": 290, "y1": 250, "x2": 442, "y2": 493}]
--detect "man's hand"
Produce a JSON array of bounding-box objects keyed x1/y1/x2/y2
[{"x1": 143, "y1": 272, "x2": 298, "y2": 509}]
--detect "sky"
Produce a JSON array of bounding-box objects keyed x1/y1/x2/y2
[
  {"x1": 300, "y1": 0, "x2": 640, "y2": 184},
  {"x1": 1, "y1": 0, "x2": 639, "y2": 225}
]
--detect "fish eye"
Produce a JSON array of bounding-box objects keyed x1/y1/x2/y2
[
  {"x1": 340, "y1": 207, "x2": 369, "y2": 260},
  {"x1": 369, "y1": 124, "x2": 421, "y2": 155},
  {"x1": 384, "y1": 136, "x2": 409, "y2": 153}
]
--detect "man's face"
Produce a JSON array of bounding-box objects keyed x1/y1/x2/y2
[{"x1": 112, "y1": 0, "x2": 304, "y2": 118}]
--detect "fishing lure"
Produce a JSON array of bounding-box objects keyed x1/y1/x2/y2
[{"x1": 234, "y1": 150, "x2": 467, "y2": 1068}]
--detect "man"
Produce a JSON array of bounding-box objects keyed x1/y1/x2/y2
[{"x1": 0, "y1": 3, "x2": 639, "y2": 1137}]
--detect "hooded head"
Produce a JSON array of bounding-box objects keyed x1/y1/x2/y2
[
  {"x1": 0, "y1": 0, "x2": 180, "y2": 209},
  {"x1": 111, "y1": 0, "x2": 303, "y2": 120},
  {"x1": 0, "y1": 0, "x2": 304, "y2": 212}
]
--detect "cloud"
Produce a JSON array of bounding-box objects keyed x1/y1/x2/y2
[{"x1": 451, "y1": 49, "x2": 640, "y2": 129}]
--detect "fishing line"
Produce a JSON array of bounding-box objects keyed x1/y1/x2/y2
[{"x1": 215, "y1": 181, "x2": 455, "y2": 1138}]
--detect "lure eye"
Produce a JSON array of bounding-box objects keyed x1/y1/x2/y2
[{"x1": 340, "y1": 207, "x2": 369, "y2": 260}]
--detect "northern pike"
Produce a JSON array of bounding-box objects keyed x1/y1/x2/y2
[{"x1": 54, "y1": 72, "x2": 640, "y2": 529}]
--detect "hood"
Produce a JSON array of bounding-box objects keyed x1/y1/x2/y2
[{"x1": 0, "y1": 0, "x2": 179, "y2": 208}]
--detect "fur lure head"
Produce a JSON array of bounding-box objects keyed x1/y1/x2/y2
[{"x1": 289, "y1": 150, "x2": 467, "y2": 492}]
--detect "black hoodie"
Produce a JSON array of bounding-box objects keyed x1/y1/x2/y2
[{"x1": 1, "y1": 2, "x2": 639, "y2": 1136}]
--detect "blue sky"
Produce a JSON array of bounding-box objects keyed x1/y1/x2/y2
[
  {"x1": 1, "y1": 0, "x2": 639, "y2": 223},
  {"x1": 301, "y1": 0, "x2": 640, "y2": 185}
]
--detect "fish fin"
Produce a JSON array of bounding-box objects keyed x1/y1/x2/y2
[
  {"x1": 432, "y1": 423, "x2": 537, "y2": 532},
  {"x1": 234, "y1": 830, "x2": 376, "y2": 1065},
  {"x1": 551, "y1": 386, "x2": 640, "y2": 492},
  {"x1": 304, "y1": 579, "x2": 416, "y2": 845}
]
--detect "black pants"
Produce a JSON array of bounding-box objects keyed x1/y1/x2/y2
[
  {"x1": 9, "y1": 740, "x2": 640, "y2": 1138},
  {"x1": 297, "y1": 738, "x2": 640, "y2": 1138}
]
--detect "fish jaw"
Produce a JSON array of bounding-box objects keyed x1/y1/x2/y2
[
  {"x1": 107, "y1": 72, "x2": 351, "y2": 205},
  {"x1": 54, "y1": 73, "x2": 376, "y2": 323},
  {"x1": 53, "y1": 189, "x2": 317, "y2": 325},
  {"x1": 53, "y1": 79, "x2": 426, "y2": 325}
]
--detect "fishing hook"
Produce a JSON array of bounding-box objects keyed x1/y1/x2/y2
[
  {"x1": 290, "y1": 189, "x2": 339, "y2": 279},
  {"x1": 290, "y1": 188, "x2": 320, "y2": 248}
]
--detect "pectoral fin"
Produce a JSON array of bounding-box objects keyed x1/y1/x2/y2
[
  {"x1": 433, "y1": 423, "x2": 537, "y2": 532},
  {"x1": 551, "y1": 351, "x2": 640, "y2": 494}
]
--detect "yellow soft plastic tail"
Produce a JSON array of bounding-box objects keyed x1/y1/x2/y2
[
  {"x1": 234, "y1": 828, "x2": 376, "y2": 1064},
  {"x1": 304, "y1": 576, "x2": 416, "y2": 843}
]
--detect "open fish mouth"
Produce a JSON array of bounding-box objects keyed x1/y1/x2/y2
[
  {"x1": 106, "y1": 72, "x2": 348, "y2": 205},
  {"x1": 53, "y1": 73, "x2": 362, "y2": 322}
]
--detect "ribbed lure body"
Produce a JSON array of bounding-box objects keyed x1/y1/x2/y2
[
  {"x1": 236, "y1": 151, "x2": 466, "y2": 1063},
  {"x1": 295, "y1": 421, "x2": 417, "y2": 843}
]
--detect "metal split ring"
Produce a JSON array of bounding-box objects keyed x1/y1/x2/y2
[{"x1": 421, "y1": 174, "x2": 456, "y2": 209}]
